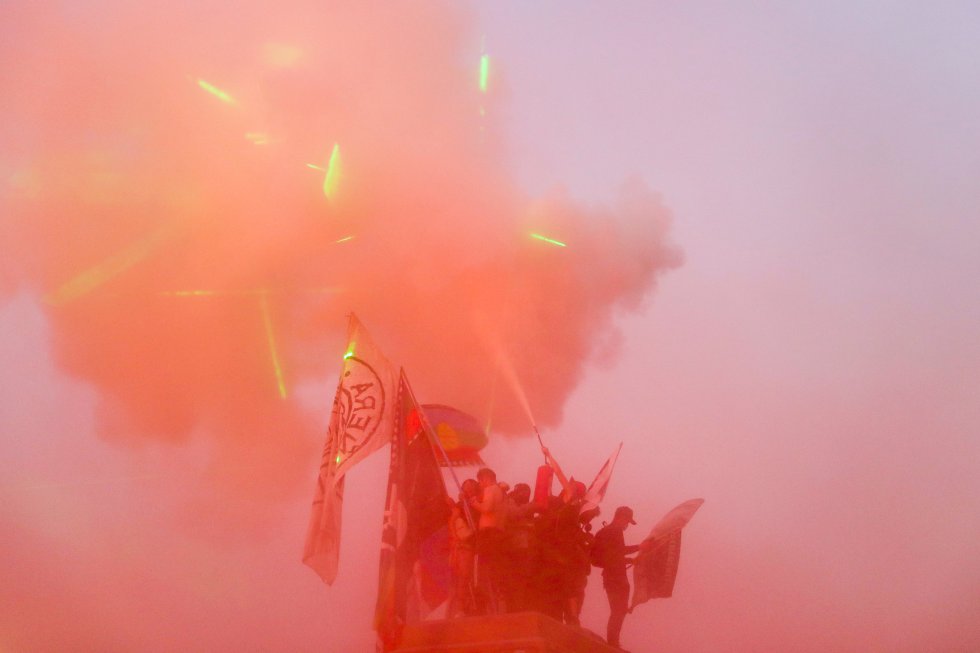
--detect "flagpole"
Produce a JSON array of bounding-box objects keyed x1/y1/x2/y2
[
  {"x1": 399, "y1": 369, "x2": 475, "y2": 529},
  {"x1": 399, "y1": 369, "x2": 481, "y2": 603}
]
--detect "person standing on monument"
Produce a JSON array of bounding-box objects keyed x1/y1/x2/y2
[
  {"x1": 469, "y1": 467, "x2": 509, "y2": 613},
  {"x1": 592, "y1": 506, "x2": 642, "y2": 651},
  {"x1": 503, "y1": 482, "x2": 537, "y2": 612},
  {"x1": 448, "y1": 478, "x2": 480, "y2": 617}
]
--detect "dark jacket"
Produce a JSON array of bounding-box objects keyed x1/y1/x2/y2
[{"x1": 593, "y1": 524, "x2": 639, "y2": 577}]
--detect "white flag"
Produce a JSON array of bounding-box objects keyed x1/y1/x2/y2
[
  {"x1": 582, "y1": 442, "x2": 623, "y2": 512},
  {"x1": 631, "y1": 498, "x2": 704, "y2": 608},
  {"x1": 303, "y1": 314, "x2": 397, "y2": 584}
]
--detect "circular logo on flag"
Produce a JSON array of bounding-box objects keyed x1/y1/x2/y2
[{"x1": 324, "y1": 357, "x2": 387, "y2": 471}]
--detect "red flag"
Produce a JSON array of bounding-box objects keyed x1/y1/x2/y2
[
  {"x1": 582, "y1": 442, "x2": 623, "y2": 512},
  {"x1": 631, "y1": 498, "x2": 704, "y2": 609},
  {"x1": 375, "y1": 370, "x2": 452, "y2": 651},
  {"x1": 303, "y1": 314, "x2": 397, "y2": 584}
]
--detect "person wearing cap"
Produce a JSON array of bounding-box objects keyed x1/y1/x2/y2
[{"x1": 591, "y1": 506, "x2": 641, "y2": 651}]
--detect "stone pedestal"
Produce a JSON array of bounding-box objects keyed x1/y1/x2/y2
[{"x1": 392, "y1": 612, "x2": 621, "y2": 653}]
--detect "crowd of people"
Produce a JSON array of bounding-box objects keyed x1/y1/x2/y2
[{"x1": 444, "y1": 451, "x2": 644, "y2": 650}]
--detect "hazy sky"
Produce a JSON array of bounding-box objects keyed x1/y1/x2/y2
[{"x1": 2, "y1": 2, "x2": 978, "y2": 651}]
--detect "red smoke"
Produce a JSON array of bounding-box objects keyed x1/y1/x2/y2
[
  {"x1": 0, "y1": 3, "x2": 680, "y2": 650},
  {"x1": 0, "y1": 2, "x2": 677, "y2": 519}
]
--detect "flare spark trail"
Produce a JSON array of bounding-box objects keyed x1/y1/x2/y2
[
  {"x1": 46, "y1": 226, "x2": 174, "y2": 305},
  {"x1": 530, "y1": 233, "x2": 567, "y2": 248},
  {"x1": 196, "y1": 79, "x2": 236, "y2": 104},
  {"x1": 259, "y1": 292, "x2": 288, "y2": 399},
  {"x1": 323, "y1": 144, "x2": 341, "y2": 199},
  {"x1": 480, "y1": 54, "x2": 490, "y2": 93}
]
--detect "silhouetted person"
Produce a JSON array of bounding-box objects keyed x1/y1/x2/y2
[
  {"x1": 503, "y1": 483, "x2": 537, "y2": 612},
  {"x1": 534, "y1": 480, "x2": 590, "y2": 625},
  {"x1": 470, "y1": 467, "x2": 508, "y2": 612},
  {"x1": 574, "y1": 504, "x2": 601, "y2": 622},
  {"x1": 592, "y1": 506, "x2": 640, "y2": 651},
  {"x1": 448, "y1": 478, "x2": 479, "y2": 617}
]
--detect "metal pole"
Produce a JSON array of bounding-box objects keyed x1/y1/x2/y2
[{"x1": 532, "y1": 424, "x2": 547, "y2": 461}]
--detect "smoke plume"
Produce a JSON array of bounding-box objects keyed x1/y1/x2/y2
[{"x1": 0, "y1": 1, "x2": 679, "y2": 509}]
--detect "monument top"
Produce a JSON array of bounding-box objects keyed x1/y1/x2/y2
[{"x1": 392, "y1": 611, "x2": 623, "y2": 653}]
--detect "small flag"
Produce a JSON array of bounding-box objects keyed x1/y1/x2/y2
[
  {"x1": 303, "y1": 314, "x2": 397, "y2": 584},
  {"x1": 630, "y1": 498, "x2": 704, "y2": 609},
  {"x1": 582, "y1": 442, "x2": 623, "y2": 512}
]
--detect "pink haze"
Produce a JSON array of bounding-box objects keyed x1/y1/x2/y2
[{"x1": 2, "y1": 2, "x2": 978, "y2": 652}]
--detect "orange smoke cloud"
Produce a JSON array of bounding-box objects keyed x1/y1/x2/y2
[{"x1": 0, "y1": 1, "x2": 679, "y2": 508}]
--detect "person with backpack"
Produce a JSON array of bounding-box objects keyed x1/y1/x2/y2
[{"x1": 591, "y1": 506, "x2": 642, "y2": 651}]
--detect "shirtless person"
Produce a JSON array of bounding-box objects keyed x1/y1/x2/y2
[{"x1": 469, "y1": 467, "x2": 508, "y2": 612}]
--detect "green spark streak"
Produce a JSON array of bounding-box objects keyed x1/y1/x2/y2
[
  {"x1": 530, "y1": 233, "x2": 567, "y2": 247},
  {"x1": 334, "y1": 235, "x2": 354, "y2": 244},
  {"x1": 306, "y1": 163, "x2": 326, "y2": 172},
  {"x1": 197, "y1": 79, "x2": 236, "y2": 104},
  {"x1": 479, "y1": 55, "x2": 489, "y2": 93},
  {"x1": 259, "y1": 294, "x2": 288, "y2": 399},
  {"x1": 323, "y1": 144, "x2": 341, "y2": 198},
  {"x1": 47, "y1": 226, "x2": 173, "y2": 305}
]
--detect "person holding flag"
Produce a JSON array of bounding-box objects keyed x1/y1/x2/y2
[
  {"x1": 629, "y1": 498, "x2": 705, "y2": 610},
  {"x1": 375, "y1": 371, "x2": 455, "y2": 649},
  {"x1": 591, "y1": 506, "x2": 644, "y2": 651}
]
